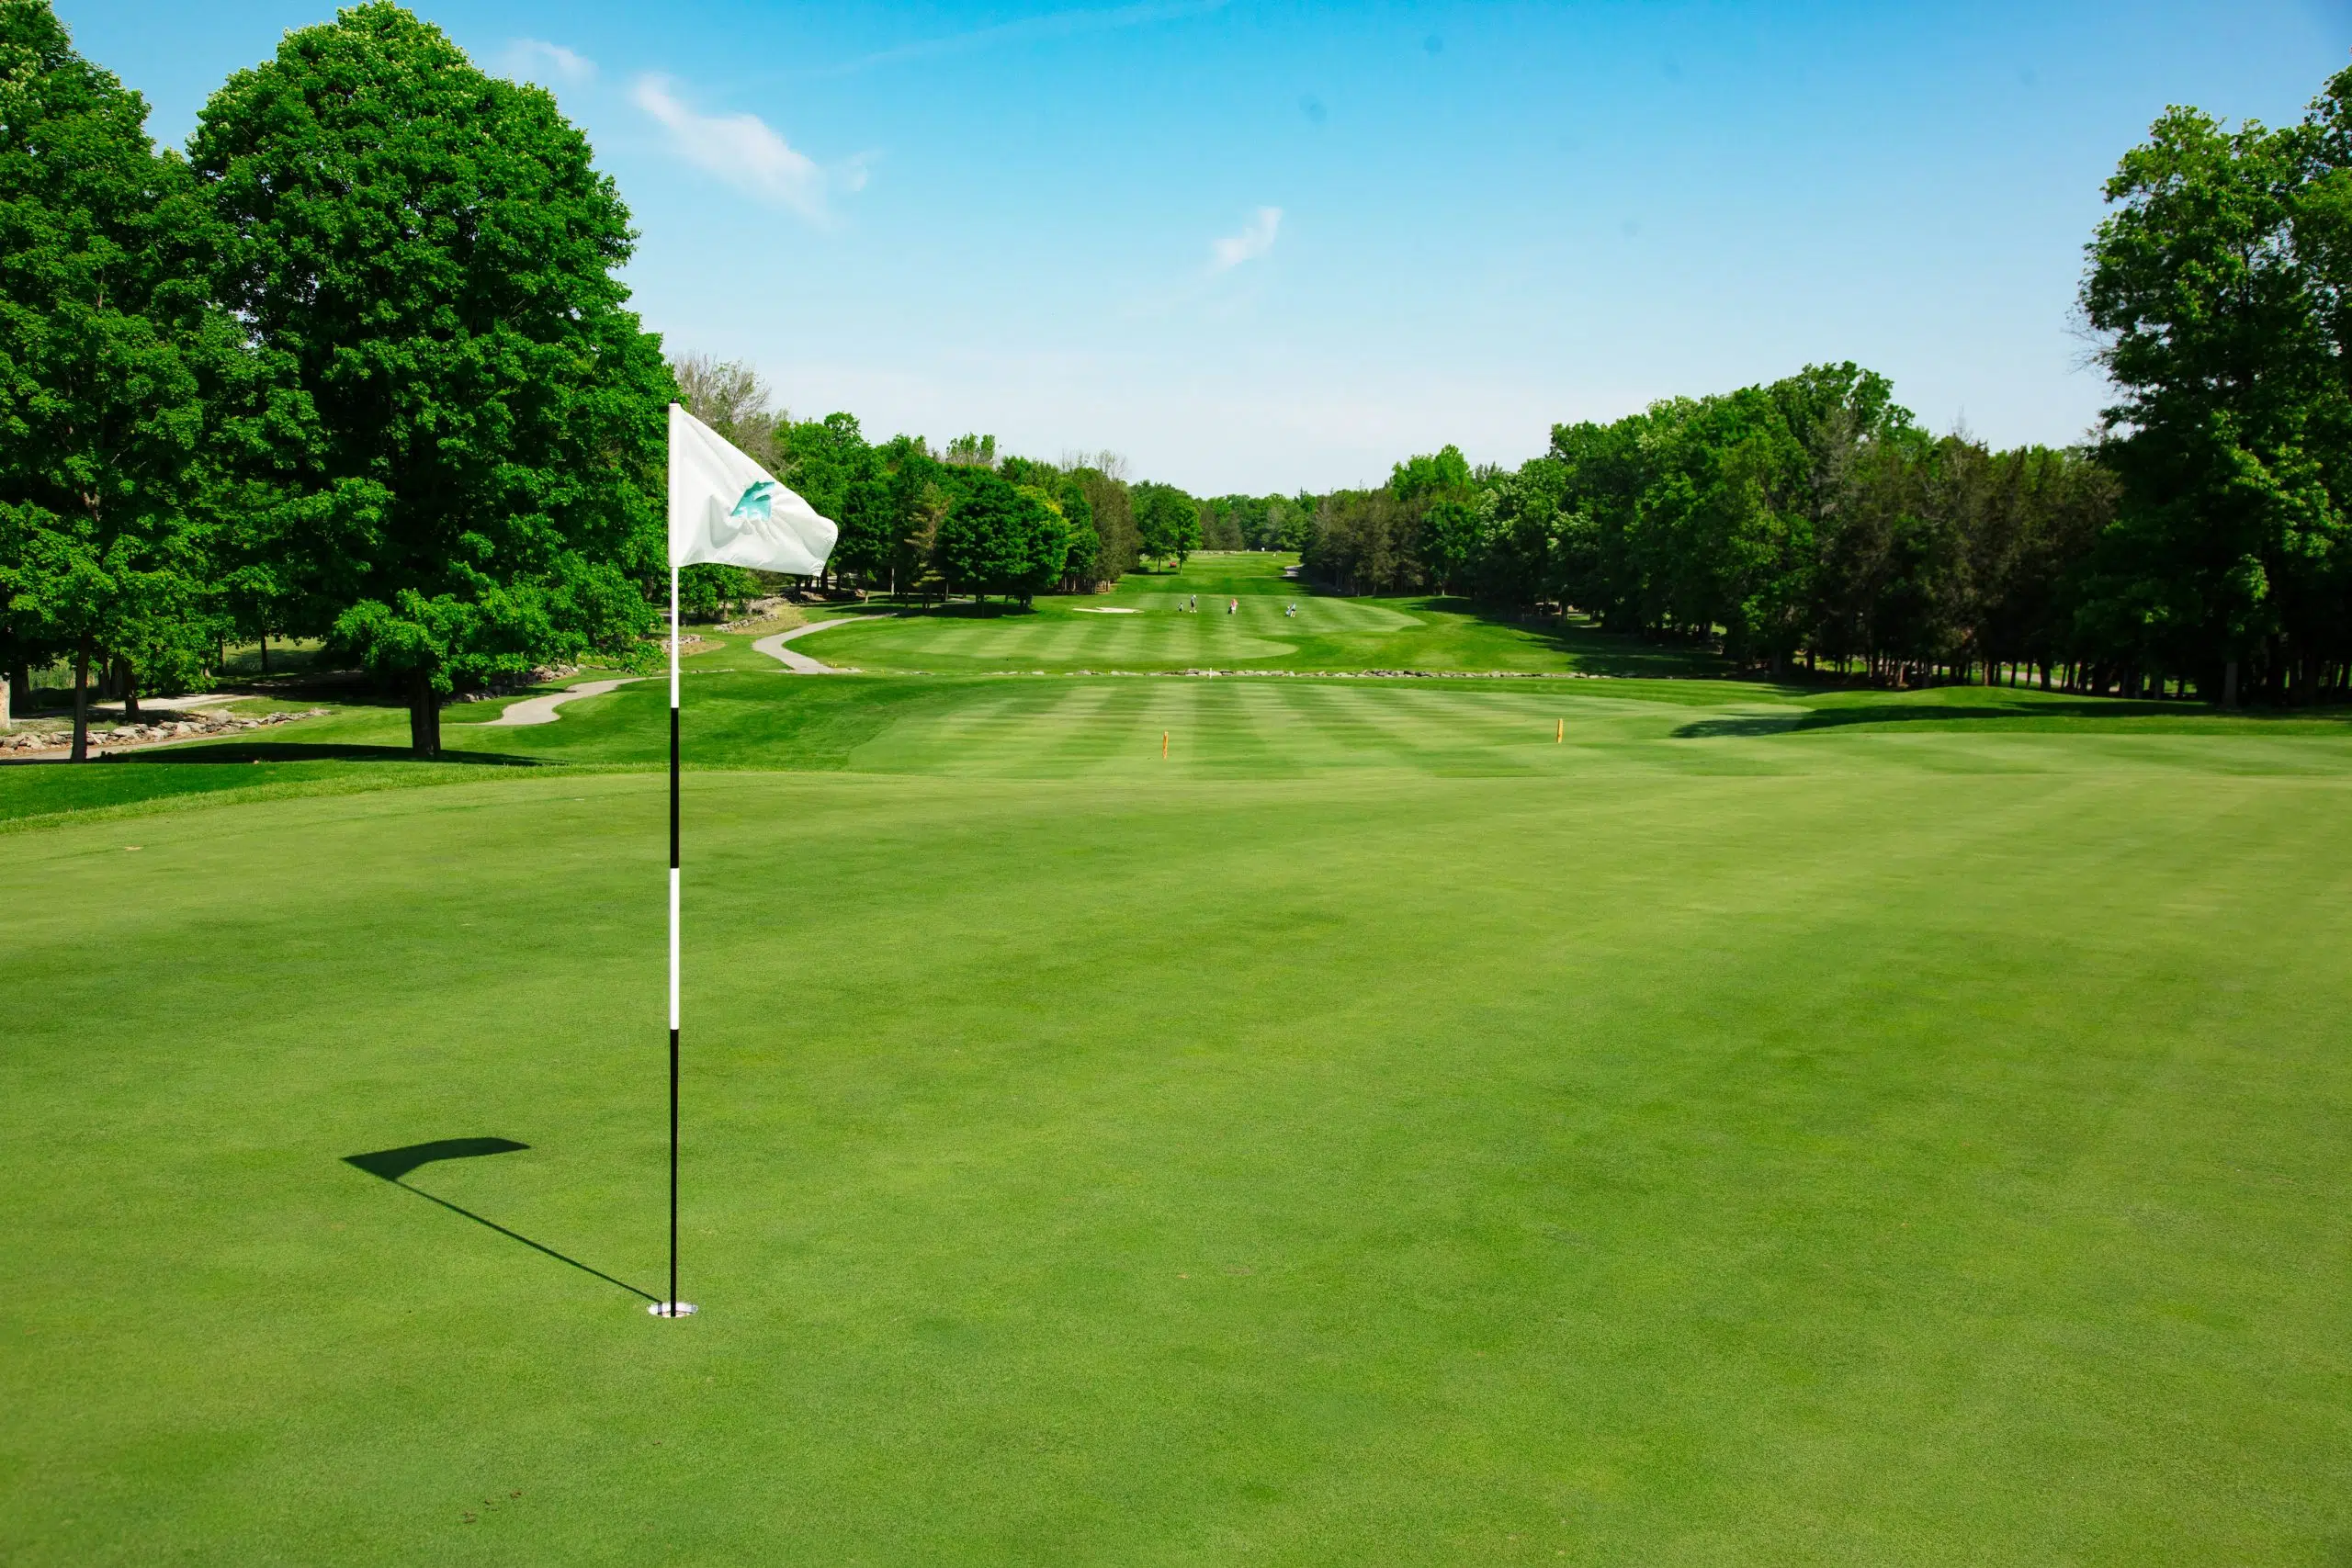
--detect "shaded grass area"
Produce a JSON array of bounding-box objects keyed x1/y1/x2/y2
[
  {"x1": 4, "y1": 751, "x2": 2350, "y2": 1563},
  {"x1": 0, "y1": 756, "x2": 555, "y2": 832},
  {"x1": 1679, "y1": 684, "x2": 2352, "y2": 738}
]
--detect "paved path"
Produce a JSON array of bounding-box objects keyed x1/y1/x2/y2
[
  {"x1": 752, "y1": 618, "x2": 860, "y2": 673},
  {"x1": 485, "y1": 677, "x2": 644, "y2": 727}
]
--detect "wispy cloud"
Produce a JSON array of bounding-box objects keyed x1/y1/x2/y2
[
  {"x1": 831, "y1": 0, "x2": 1228, "y2": 75},
  {"x1": 631, "y1": 75, "x2": 844, "y2": 223},
  {"x1": 1210, "y1": 207, "x2": 1282, "y2": 273},
  {"x1": 502, "y1": 39, "x2": 596, "y2": 86}
]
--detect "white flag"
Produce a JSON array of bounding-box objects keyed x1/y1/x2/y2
[{"x1": 667, "y1": 403, "x2": 838, "y2": 574}]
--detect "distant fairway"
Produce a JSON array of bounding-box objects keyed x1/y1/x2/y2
[
  {"x1": 791, "y1": 553, "x2": 1729, "y2": 677},
  {"x1": 5, "y1": 561, "x2": 2351, "y2": 1563}
]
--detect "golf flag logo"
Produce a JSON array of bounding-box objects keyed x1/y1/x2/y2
[
  {"x1": 668, "y1": 404, "x2": 837, "y2": 574},
  {"x1": 730, "y1": 481, "x2": 778, "y2": 523}
]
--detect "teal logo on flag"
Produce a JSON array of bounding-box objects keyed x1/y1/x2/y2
[{"x1": 729, "y1": 481, "x2": 778, "y2": 523}]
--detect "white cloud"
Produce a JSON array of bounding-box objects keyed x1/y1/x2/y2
[
  {"x1": 631, "y1": 75, "x2": 836, "y2": 223},
  {"x1": 502, "y1": 39, "x2": 596, "y2": 86},
  {"x1": 1210, "y1": 207, "x2": 1282, "y2": 273}
]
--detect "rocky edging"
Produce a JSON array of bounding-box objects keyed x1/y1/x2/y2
[
  {"x1": 1, "y1": 708, "x2": 332, "y2": 754},
  {"x1": 453, "y1": 665, "x2": 583, "y2": 702}
]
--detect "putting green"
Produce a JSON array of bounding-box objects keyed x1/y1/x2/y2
[{"x1": 6, "y1": 685, "x2": 2352, "y2": 1563}]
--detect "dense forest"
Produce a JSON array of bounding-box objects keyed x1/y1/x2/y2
[{"x1": 4, "y1": 0, "x2": 2350, "y2": 763}]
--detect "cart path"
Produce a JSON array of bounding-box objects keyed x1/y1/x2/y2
[
  {"x1": 752, "y1": 619, "x2": 860, "y2": 673},
  {"x1": 484, "y1": 677, "x2": 645, "y2": 727}
]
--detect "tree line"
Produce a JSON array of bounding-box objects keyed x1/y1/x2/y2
[
  {"x1": 1299, "y1": 372, "x2": 2126, "y2": 691},
  {"x1": 670, "y1": 354, "x2": 1174, "y2": 614},
  {"x1": 1296, "y1": 66, "x2": 2352, "y2": 704},
  {"x1": 0, "y1": 1, "x2": 1204, "y2": 760},
  {"x1": 6, "y1": 0, "x2": 2346, "y2": 773}
]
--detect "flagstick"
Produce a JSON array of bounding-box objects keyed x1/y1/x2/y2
[{"x1": 657, "y1": 563, "x2": 695, "y2": 1318}]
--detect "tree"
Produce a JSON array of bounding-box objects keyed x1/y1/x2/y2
[
  {"x1": 1303, "y1": 489, "x2": 1417, "y2": 593},
  {"x1": 1389, "y1": 444, "x2": 1472, "y2": 502},
  {"x1": 942, "y1": 433, "x2": 996, "y2": 468},
  {"x1": 1053, "y1": 474, "x2": 1097, "y2": 588},
  {"x1": 0, "y1": 0, "x2": 219, "y2": 759},
  {"x1": 1199, "y1": 498, "x2": 1246, "y2": 550},
  {"x1": 676, "y1": 564, "x2": 754, "y2": 623},
  {"x1": 1416, "y1": 497, "x2": 1482, "y2": 593},
  {"x1": 1009, "y1": 486, "x2": 1074, "y2": 604},
  {"x1": 834, "y1": 434, "x2": 913, "y2": 593},
  {"x1": 1064, "y1": 454, "x2": 1138, "y2": 586},
  {"x1": 1133, "y1": 480, "x2": 1199, "y2": 567},
  {"x1": 189, "y1": 3, "x2": 669, "y2": 756},
  {"x1": 899, "y1": 471, "x2": 952, "y2": 601},
  {"x1": 776, "y1": 412, "x2": 871, "y2": 589},
  {"x1": 933, "y1": 470, "x2": 1069, "y2": 604},
  {"x1": 2081, "y1": 79, "x2": 2352, "y2": 702}
]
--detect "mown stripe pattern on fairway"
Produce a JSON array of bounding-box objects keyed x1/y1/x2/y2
[{"x1": 840, "y1": 679, "x2": 1632, "y2": 775}]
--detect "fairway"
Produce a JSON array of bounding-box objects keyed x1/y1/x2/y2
[
  {"x1": 6, "y1": 613, "x2": 2352, "y2": 1563},
  {"x1": 791, "y1": 554, "x2": 1729, "y2": 678}
]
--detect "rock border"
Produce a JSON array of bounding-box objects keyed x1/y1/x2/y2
[{"x1": 0, "y1": 708, "x2": 331, "y2": 754}]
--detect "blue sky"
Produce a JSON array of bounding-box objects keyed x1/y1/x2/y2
[{"x1": 60, "y1": 0, "x2": 2352, "y2": 493}]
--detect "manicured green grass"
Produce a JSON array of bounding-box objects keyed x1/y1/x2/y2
[
  {"x1": 6, "y1": 555, "x2": 2351, "y2": 1562},
  {"x1": 797, "y1": 552, "x2": 1729, "y2": 676},
  {"x1": 78, "y1": 669, "x2": 2330, "y2": 785},
  {"x1": 0, "y1": 756, "x2": 474, "y2": 831}
]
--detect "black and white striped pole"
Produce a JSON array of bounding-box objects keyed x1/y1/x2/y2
[
  {"x1": 655, "y1": 562, "x2": 695, "y2": 1318},
  {"x1": 653, "y1": 402, "x2": 837, "y2": 1321}
]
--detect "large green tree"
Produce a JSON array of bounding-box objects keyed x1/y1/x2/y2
[
  {"x1": 933, "y1": 470, "x2": 1070, "y2": 604},
  {"x1": 776, "y1": 412, "x2": 872, "y2": 591},
  {"x1": 2081, "y1": 75, "x2": 2352, "y2": 703},
  {"x1": 838, "y1": 435, "x2": 951, "y2": 599},
  {"x1": 1062, "y1": 458, "x2": 1137, "y2": 587},
  {"x1": 189, "y1": 2, "x2": 668, "y2": 754},
  {"x1": 0, "y1": 0, "x2": 219, "y2": 758},
  {"x1": 1132, "y1": 480, "x2": 1199, "y2": 567}
]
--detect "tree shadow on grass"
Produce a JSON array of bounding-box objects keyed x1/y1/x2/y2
[
  {"x1": 344, "y1": 1137, "x2": 656, "y2": 1303},
  {"x1": 138, "y1": 742, "x2": 545, "y2": 765},
  {"x1": 1668, "y1": 699, "x2": 2342, "y2": 737},
  {"x1": 892, "y1": 599, "x2": 1040, "y2": 619},
  {"x1": 1376, "y1": 594, "x2": 1736, "y2": 679}
]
